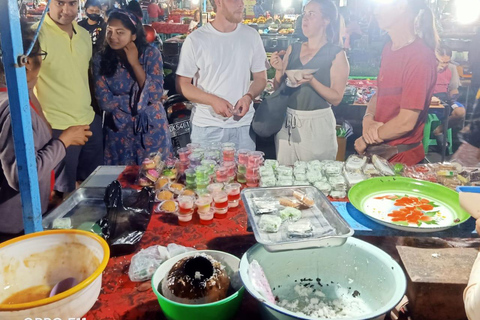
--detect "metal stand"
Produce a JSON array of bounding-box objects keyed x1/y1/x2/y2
[{"x1": 0, "y1": 0, "x2": 43, "y2": 233}]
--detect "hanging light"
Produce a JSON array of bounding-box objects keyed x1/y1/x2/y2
[{"x1": 456, "y1": 0, "x2": 480, "y2": 24}]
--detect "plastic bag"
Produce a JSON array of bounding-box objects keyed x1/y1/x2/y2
[
  {"x1": 98, "y1": 181, "x2": 153, "y2": 256},
  {"x1": 128, "y1": 244, "x2": 195, "y2": 282}
]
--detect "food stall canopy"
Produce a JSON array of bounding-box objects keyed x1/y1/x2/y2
[{"x1": 0, "y1": 0, "x2": 44, "y2": 233}]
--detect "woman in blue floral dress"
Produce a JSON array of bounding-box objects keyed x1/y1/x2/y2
[{"x1": 93, "y1": 9, "x2": 172, "y2": 165}]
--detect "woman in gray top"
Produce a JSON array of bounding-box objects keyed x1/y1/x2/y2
[
  {"x1": 0, "y1": 25, "x2": 92, "y2": 234},
  {"x1": 270, "y1": 0, "x2": 349, "y2": 165}
]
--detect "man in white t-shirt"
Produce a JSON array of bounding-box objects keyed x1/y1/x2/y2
[{"x1": 176, "y1": 0, "x2": 268, "y2": 150}]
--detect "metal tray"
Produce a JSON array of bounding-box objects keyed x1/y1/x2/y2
[
  {"x1": 241, "y1": 186, "x2": 354, "y2": 252},
  {"x1": 42, "y1": 187, "x2": 141, "y2": 229}
]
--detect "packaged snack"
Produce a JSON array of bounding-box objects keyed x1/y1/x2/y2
[
  {"x1": 260, "y1": 176, "x2": 277, "y2": 187},
  {"x1": 293, "y1": 161, "x2": 307, "y2": 172},
  {"x1": 259, "y1": 166, "x2": 275, "y2": 178},
  {"x1": 345, "y1": 155, "x2": 367, "y2": 173},
  {"x1": 156, "y1": 200, "x2": 178, "y2": 214},
  {"x1": 276, "y1": 177, "x2": 293, "y2": 186},
  {"x1": 314, "y1": 181, "x2": 332, "y2": 196},
  {"x1": 328, "y1": 175, "x2": 346, "y2": 190},
  {"x1": 258, "y1": 215, "x2": 282, "y2": 233},
  {"x1": 263, "y1": 159, "x2": 279, "y2": 170},
  {"x1": 279, "y1": 207, "x2": 302, "y2": 222},
  {"x1": 294, "y1": 173, "x2": 307, "y2": 181},
  {"x1": 372, "y1": 155, "x2": 395, "y2": 176},
  {"x1": 287, "y1": 221, "x2": 314, "y2": 238},
  {"x1": 253, "y1": 199, "x2": 279, "y2": 215},
  {"x1": 363, "y1": 163, "x2": 381, "y2": 177},
  {"x1": 307, "y1": 170, "x2": 326, "y2": 184},
  {"x1": 344, "y1": 170, "x2": 367, "y2": 187},
  {"x1": 324, "y1": 164, "x2": 342, "y2": 177},
  {"x1": 330, "y1": 190, "x2": 347, "y2": 199},
  {"x1": 307, "y1": 160, "x2": 323, "y2": 172},
  {"x1": 145, "y1": 169, "x2": 159, "y2": 183},
  {"x1": 156, "y1": 190, "x2": 174, "y2": 201},
  {"x1": 276, "y1": 165, "x2": 293, "y2": 177},
  {"x1": 278, "y1": 198, "x2": 300, "y2": 208},
  {"x1": 293, "y1": 190, "x2": 314, "y2": 207}
]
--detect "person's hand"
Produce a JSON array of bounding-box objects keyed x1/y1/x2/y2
[
  {"x1": 476, "y1": 218, "x2": 480, "y2": 235},
  {"x1": 232, "y1": 94, "x2": 252, "y2": 117},
  {"x1": 296, "y1": 74, "x2": 314, "y2": 85},
  {"x1": 362, "y1": 117, "x2": 384, "y2": 144},
  {"x1": 58, "y1": 125, "x2": 92, "y2": 148},
  {"x1": 124, "y1": 41, "x2": 140, "y2": 67},
  {"x1": 354, "y1": 136, "x2": 368, "y2": 155},
  {"x1": 270, "y1": 50, "x2": 286, "y2": 71},
  {"x1": 211, "y1": 96, "x2": 233, "y2": 118}
]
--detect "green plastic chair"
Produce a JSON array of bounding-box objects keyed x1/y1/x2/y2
[{"x1": 423, "y1": 113, "x2": 453, "y2": 155}]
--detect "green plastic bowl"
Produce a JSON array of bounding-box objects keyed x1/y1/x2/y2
[
  {"x1": 240, "y1": 238, "x2": 407, "y2": 320},
  {"x1": 151, "y1": 250, "x2": 245, "y2": 320}
]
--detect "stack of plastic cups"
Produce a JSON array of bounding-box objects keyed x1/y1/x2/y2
[
  {"x1": 195, "y1": 194, "x2": 214, "y2": 225},
  {"x1": 222, "y1": 146, "x2": 236, "y2": 163},
  {"x1": 177, "y1": 147, "x2": 191, "y2": 163},
  {"x1": 192, "y1": 147, "x2": 205, "y2": 159},
  {"x1": 212, "y1": 190, "x2": 229, "y2": 219},
  {"x1": 195, "y1": 165, "x2": 210, "y2": 195},
  {"x1": 185, "y1": 168, "x2": 196, "y2": 190},
  {"x1": 175, "y1": 160, "x2": 190, "y2": 184},
  {"x1": 223, "y1": 161, "x2": 236, "y2": 183},
  {"x1": 201, "y1": 159, "x2": 217, "y2": 182},
  {"x1": 246, "y1": 151, "x2": 264, "y2": 187},
  {"x1": 188, "y1": 153, "x2": 202, "y2": 169},
  {"x1": 177, "y1": 195, "x2": 195, "y2": 226},
  {"x1": 187, "y1": 143, "x2": 201, "y2": 151},
  {"x1": 236, "y1": 149, "x2": 249, "y2": 184},
  {"x1": 215, "y1": 166, "x2": 228, "y2": 184},
  {"x1": 225, "y1": 183, "x2": 241, "y2": 210},
  {"x1": 204, "y1": 150, "x2": 220, "y2": 163}
]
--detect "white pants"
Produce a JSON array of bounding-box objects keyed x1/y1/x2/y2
[
  {"x1": 275, "y1": 107, "x2": 338, "y2": 166},
  {"x1": 190, "y1": 124, "x2": 256, "y2": 151}
]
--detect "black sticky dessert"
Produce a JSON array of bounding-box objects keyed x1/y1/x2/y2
[{"x1": 161, "y1": 254, "x2": 230, "y2": 304}]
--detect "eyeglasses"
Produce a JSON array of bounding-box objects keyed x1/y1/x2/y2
[{"x1": 31, "y1": 50, "x2": 48, "y2": 61}]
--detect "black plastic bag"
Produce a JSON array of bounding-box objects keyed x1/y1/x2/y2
[
  {"x1": 98, "y1": 181, "x2": 153, "y2": 256},
  {"x1": 252, "y1": 81, "x2": 295, "y2": 138}
]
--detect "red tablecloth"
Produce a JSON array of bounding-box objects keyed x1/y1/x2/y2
[
  {"x1": 152, "y1": 22, "x2": 189, "y2": 34},
  {"x1": 84, "y1": 166, "x2": 259, "y2": 320}
]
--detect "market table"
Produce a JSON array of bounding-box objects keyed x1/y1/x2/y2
[{"x1": 82, "y1": 166, "x2": 477, "y2": 319}]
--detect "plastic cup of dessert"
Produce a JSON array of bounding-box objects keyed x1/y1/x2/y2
[
  {"x1": 247, "y1": 151, "x2": 264, "y2": 167},
  {"x1": 216, "y1": 166, "x2": 228, "y2": 183},
  {"x1": 195, "y1": 177, "x2": 210, "y2": 190},
  {"x1": 198, "y1": 207, "x2": 215, "y2": 225},
  {"x1": 195, "y1": 194, "x2": 212, "y2": 214},
  {"x1": 207, "y1": 183, "x2": 224, "y2": 194},
  {"x1": 245, "y1": 176, "x2": 259, "y2": 188},
  {"x1": 178, "y1": 195, "x2": 195, "y2": 214},
  {"x1": 222, "y1": 147, "x2": 236, "y2": 162},
  {"x1": 237, "y1": 149, "x2": 249, "y2": 165},
  {"x1": 177, "y1": 212, "x2": 193, "y2": 226}
]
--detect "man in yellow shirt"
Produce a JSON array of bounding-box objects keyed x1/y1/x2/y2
[{"x1": 35, "y1": 0, "x2": 103, "y2": 195}]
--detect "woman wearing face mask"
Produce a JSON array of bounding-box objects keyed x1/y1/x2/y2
[
  {"x1": 93, "y1": 9, "x2": 173, "y2": 165},
  {"x1": 78, "y1": 0, "x2": 107, "y2": 54},
  {"x1": 0, "y1": 24, "x2": 92, "y2": 235},
  {"x1": 354, "y1": 0, "x2": 438, "y2": 166},
  {"x1": 270, "y1": 0, "x2": 349, "y2": 165}
]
